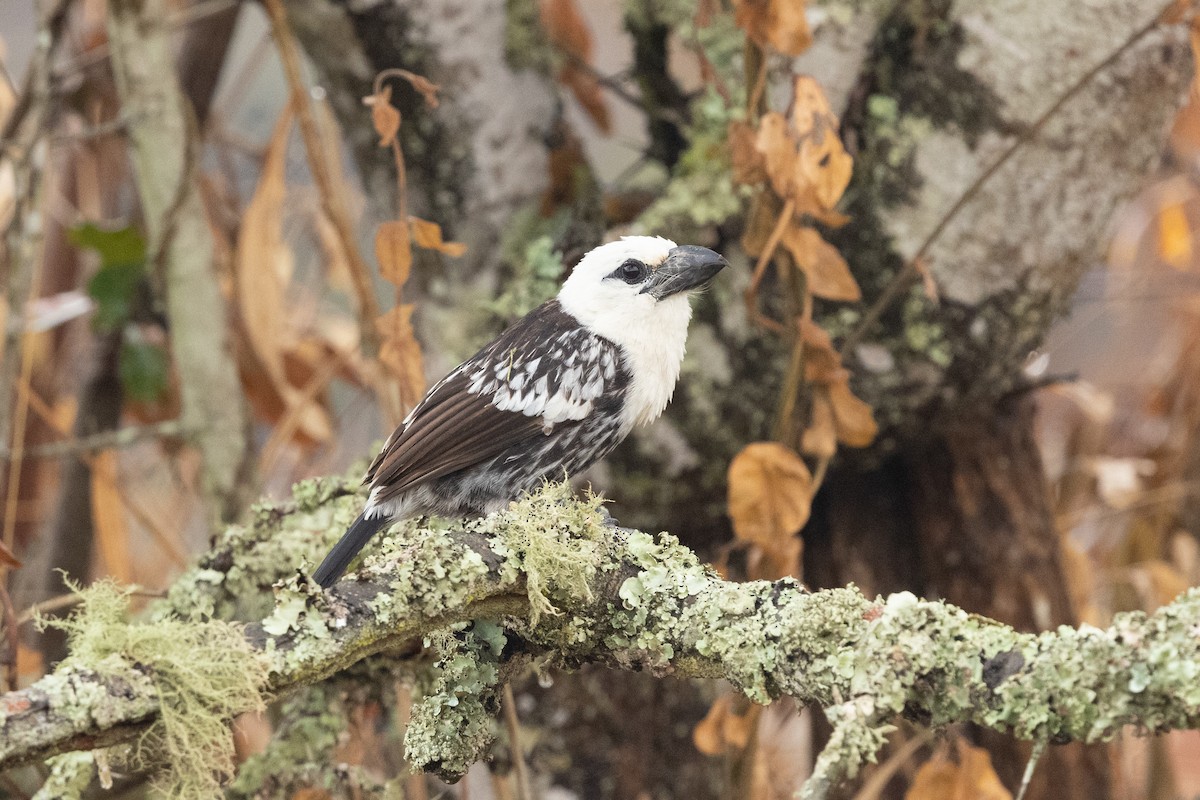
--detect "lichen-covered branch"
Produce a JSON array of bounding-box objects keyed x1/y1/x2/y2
[{"x1": 2, "y1": 483, "x2": 1200, "y2": 798}]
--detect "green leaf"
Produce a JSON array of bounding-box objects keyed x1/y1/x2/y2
[
  {"x1": 68, "y1": 223, "x2": 146, "y2": 267},
  {"x1": 119, "y1": 338, "x2": 170, "y2": 402},
  {"x1": 72, "y1": 224, "x2": 148, "y2": 330},
  {"x1": 87, "y1": 263, "x2": 144, "y2": 330}
]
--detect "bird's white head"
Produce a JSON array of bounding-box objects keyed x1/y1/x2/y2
[{"x1": 558, "y1": 235, "x2": 727, "y2": 428}]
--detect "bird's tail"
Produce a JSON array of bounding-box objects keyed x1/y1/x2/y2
[{"x1": 312, "y1": 512, "x2": 392, "y2": 588}]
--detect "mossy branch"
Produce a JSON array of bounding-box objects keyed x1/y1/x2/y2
[{"x1": 2, "y1": 482, "x2": 1200, "y2": 798}]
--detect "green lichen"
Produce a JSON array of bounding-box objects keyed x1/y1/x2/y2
[
  {"x1": 34, "y1": 752, "x2": 96, "y2": 800},
  {"x1": 487, "y1": 231, "x2": 565, "y2": 321},
  {"x1": 42, "y1": 581, "x2": 270, "y2": 799},
  {"x1": 404, "y1": 623, "x2": 506, "y2": 779},
  {"x1": 635, "y1": 89, "x2": 749, "y2": 239},
  {"x1": 484, "y1": 482, "x2": 607, "y2": 623},
  {"x1": 228, "y1": 685, "x2": 345, "y2": 799},
  {"x1": 160, "y1": 474, "x2": 363, "y2": 623}
]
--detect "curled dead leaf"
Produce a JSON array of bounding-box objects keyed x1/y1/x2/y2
[
  {"x1": 729, "y1": 120, "x2": 766, "y2": 185},
  {"x1": 366, "y1": 84, "x2": 401, "y2": 148},
  {"x1": 728, "y1": 442, "x2": 814, "y2": 549},
  {"x1": 693, "y1": 694, "x2": 759, "y2": 756},
  {"x1": 828, "y1": 379, "x2": 878, "y2": 448},
  {"x1": 780, "y1": 223, "x2": 861, "y2": 301},
  {"x1": 375, "y1": 220, "x2": 412, "y2": 287},
  {"x1": 801, "y1": 388, "x2": 837, "y2": 459},
  {"x1": 799, "y1": 133, "x2": 853, "y2": 213},
  {"x1": 734, "y1": 0, "x2": 812, "y2": 56},
  {"x1": 753, "y1": 79, "x2": 853, "y2": 218},
  {"x1": 906, "y1": 740, "x2": 1012, "y2": 800},
  {"x1": 789, "y1": 76, "x2": 834, "y2": 135},
  {"x1": 377, "y1": 304, "x2": 427, "y2": 411},
  {"x1": 409, "y1": 217, "x2": 468, "y2": 258},
  {"x1": 235, "y1": 105, "x2": 333, "y2": 445},
  {"x1": 403, "y1": 73, "x2": 441, "y2": 109},
  {"x1": 539, "y1": 0, "x2": 612, "y2": 133},
  {"x1": 798, "y1": 319, "x2": 846, "y2": 385}
]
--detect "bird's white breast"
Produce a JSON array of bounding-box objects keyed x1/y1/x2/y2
[{"x1": 559, "y1": 289, "x2": 692, "y2": 430}]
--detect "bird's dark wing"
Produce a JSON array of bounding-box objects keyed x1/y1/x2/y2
[{"x1": 364, "y1": 299, "x2": 623, "y2": 506}]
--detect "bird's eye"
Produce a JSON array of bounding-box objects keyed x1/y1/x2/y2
[{"x1": 618, "y1": 259, "x2": 646, "y2": 284}]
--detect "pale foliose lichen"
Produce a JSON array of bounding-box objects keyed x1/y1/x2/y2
[
  {"x1": 228, "y1": 684, "x2": 346, "y2": 799},
  {"x1": 161, "y1": 474, "x2": 364, "y2": 623},
  {"x1": 33, "y1": 752, "x2": 96, "y2": 800},
  {"x1": 404, "y1": 623, "x2": 506, "y2": 779}
]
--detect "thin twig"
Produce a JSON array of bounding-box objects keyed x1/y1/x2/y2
[
  {"x1": 1015, "y1": 739, "x2": 1047, "y2": 800},
  {"x1": 849, "y1": 729, "x2": 933, "y2": 800},
  {"x1": 1, "y1": 0, "x2": 73, "y2": 554},
  {"x1": 262, "y1": 0, "x2": 381, "y2": 352},
  {"x1": 502, "y1": 683, "x2": 535, "y2": 800},
  {"x1": 16, "y1": 587, "x2": 165, "y2": 627},
  {"x1": 744, "y1": 197, "x2": 794, "y2": 333},
  {"x1": 555, "y1": 48, "x2": 687, "y2": 128},
  {"x1": 838, "y1": 2, "x2": 1179, "y2": 358},
  {"x1": 16, "y1": 382, "x2": 189, "y2": 567},
  {"x1": 0, "y1": 420, "x2": 188, "y2": 462},
  {"x1": 48, "y1": 114, "x2": 130, "y2": 145},
  {"x1": 258, "y1": 353, "x2": 342, "y2": 475},
  {"x1": 0, "y1": 581, "x2": 19, "y2": 692}
]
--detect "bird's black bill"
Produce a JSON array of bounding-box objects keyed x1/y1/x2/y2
[{"x1": 640, "y1": 245, "x2": 728, "y2": 299}]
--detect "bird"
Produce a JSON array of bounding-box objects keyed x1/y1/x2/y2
[{"x1": 312, "y1": 236, "x2": 728, "y2": 588}]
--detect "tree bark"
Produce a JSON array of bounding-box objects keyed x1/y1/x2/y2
[{"x1": 106, "y1": 0, "x2": 253, "y2": 523}]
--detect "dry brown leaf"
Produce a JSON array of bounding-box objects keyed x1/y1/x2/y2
[
  {"x1": 0, "y1": 539, "x2": 21, "y2": 571},
  {"x1": 754, "y1": 80, "x2": 852, "y2": 218},
  {"x1": 751, "y1": 534, "x2": 804, "y2": 582},
  {"x1": 755, "y1": 112, "x2": 797, "y2": 202},
  {"x1": 1128, "y1": 559, "x2": 1190, "y2": 611},
  {"x1": 1158, "y1": 201, "x2": 1193, "y2": 269},
  {"x1": 799, "y1": 131, "x2": 853, "y2": 212},
  {"x1": 734, "y1": 0, "x2": 812, "y2": 56},
  {"x1": 799, "y1": 319, "x2": 848, "y2": 385},
  {"x1": 906, "y1": 740, "x2": 1012, "y2": 800},
  {"x1": 801, "y1": 388, "x2": 837, "y2": 459},
  {"x1": 828, "y1": 379, "x2": 878, "y2": 448},
  {"x1": 693, "y1": 694, "x2": 759, "y2": 755},
  {"x1": 781, "y1": 223, "x2": 861, "y2": 301},
  {"x1": 789, "y1": 76, "x2": 834, "y2": 135},
  {"x1": 92, "y1": 450, "x2": 132, "y2": 583},
  {"x1": 377, "y1": 304, "x2": 427, "y2": 411},
  {"x1": 236, "y1": 106, "x2": 332, "y2": 445},
  {"x1": 539, "y1": 0, "x2": 612, "y2": 133},
  {"x1": 730, "y1": 120, "x2": 767, "y2": 185},
  {"x1": 728, "y1": 442, "x2": 814, "y2": 549},
  {"x1": 366, "y1": 84, "x2": 401, "y2": 148},
  {"x1": 375, "y1": 220, "x2": 412, "y2": 287},
  {"x1": 403, "y1": 73, "x2": 441, "y2": 108},
  {"x1": 409, "y1": 217, "x2": 468, "y2": 257},
  {"x1": 741, "y1": 190, "x2": 783, "y2": 257}
]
